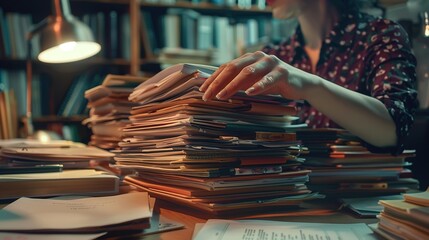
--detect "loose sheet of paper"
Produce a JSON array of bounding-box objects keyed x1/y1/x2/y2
[
  {"x1": 0, "y1": 192, "x2": 152, "y2": 230},
  {"x1": 192, "y1": 219, "x2": 376, "y2": 240},
  {"x1": 0, "y1": 232, "x2": 106, "y2": 240}
]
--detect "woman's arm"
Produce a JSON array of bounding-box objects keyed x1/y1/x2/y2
[{"x1": 200, "y1": 51, "x2": 397, "y2": 147}]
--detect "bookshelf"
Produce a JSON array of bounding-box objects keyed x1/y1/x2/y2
[
  {"x1": 0, "y1": 0, "x2": 140, "y2": 142},
  {"x1": 0, "y1": 0, "x2": 290, "y2": 142}
]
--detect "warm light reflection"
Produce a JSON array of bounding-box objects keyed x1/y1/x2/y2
[
  {"x1": 425, "y1": 12, "x2": 429, "y2": 37},
  {"x1": 38, "y1": 41, "x2": 101, "y2": 63},
  {"x1": 37, "y1": 131, "x2": 51, "y2": 143},
  {"x1": 59, "y1": 41, "x2": 77, "y2": 51}
]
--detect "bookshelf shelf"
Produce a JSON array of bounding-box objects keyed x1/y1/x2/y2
[
  {"x1": 140, "y1": 1, "x2": 272, "y2": 16},
  {"x1": 0, "y1": 0, "x2": 282, "y2": 142},
  {"x1": 33, "y1": 115, "x2": 87, "y2": 123}
]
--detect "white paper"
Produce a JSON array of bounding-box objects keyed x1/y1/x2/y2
[
  {"x1": 0, "y1": 232, "x2": 105, "y2": 240},
  {"x1": 0, "y1": 192, "x2": 152, "y2": 230},
  {"x1": 193, "y1": 219, "x2": 377, "y2": 240}
]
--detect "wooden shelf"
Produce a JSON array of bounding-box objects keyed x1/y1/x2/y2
[
  {"x1": 140, "y1": 1, "x2": 272, "y2": 17},
  {"x1": 33, "y1": 115, "x2": 87, "y2": 123}
]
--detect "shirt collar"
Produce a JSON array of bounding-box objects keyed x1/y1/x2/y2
[{"x1": 287, "y1": 12, "x2": 357, "y2": 61}]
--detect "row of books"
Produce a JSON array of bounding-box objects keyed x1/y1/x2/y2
[
  {"x1": 0, "y1": 7, "x2": 131, "y2": 60},
  {"x1": 140, "y1": 9, "x2": 297, "y2": 65},
  {"x1": 143, "y1": 0, "x2": 268, "y2": 9},
  {"x1": 0, "y1": 68, "x2": 101, "y2": 119}
]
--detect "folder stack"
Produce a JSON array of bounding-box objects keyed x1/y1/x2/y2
[
  {"x1": 0, "y1": 139, "x2": 120, "y2": 200},
  {"x1": 113, "y1": 63, "x2": 321, "y2": 216},
  {"x1": 296, "y1": 128, "x2": 419, "y2": 197},
  {"x1": 373, "y1": 188, "x2": 429, "y2": 240},
  {"x1": 83, "y1": 74, "x2": 148, "y2": 150}
]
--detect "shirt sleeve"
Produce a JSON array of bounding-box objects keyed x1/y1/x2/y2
[{"x1": 363, "y1": 18, "x2": 418, "y2": 155}]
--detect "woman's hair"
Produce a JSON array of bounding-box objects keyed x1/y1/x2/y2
[{"x1": 329, "y1": 0, "x2": 361, "y2": 14}]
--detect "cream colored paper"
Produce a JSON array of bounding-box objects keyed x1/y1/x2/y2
[{"x1": 0, "y1": 192, "x2": 152, "y2": 231}]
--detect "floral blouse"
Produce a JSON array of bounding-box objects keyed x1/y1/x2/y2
[{"x1": 263, "y1": 12, "x2": 418, "y2": 154}]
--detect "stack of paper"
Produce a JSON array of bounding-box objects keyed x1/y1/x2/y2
[
  {"x1": 296, "y1": 128, "x2": 419, "y2": 197},
  {"x1": 82, "y1": 74, "x2": 147, "y2": 150},
  {"x1": 0, "y1": 139, "x2": 119, "y2": 200},
  {"x1": 373, "y1": 188, "x2": 429, "y2": 239},
  {"x1": 113, "y1": 63, "x2": 321, "y2": 216}
]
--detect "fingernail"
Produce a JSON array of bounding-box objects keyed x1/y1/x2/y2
[
  {"x1": 216, "y1": 91, "x2": 226, "y2": 100},
  {"x1": 245, "y1": 87, "x2": 255, "y2": 95}
]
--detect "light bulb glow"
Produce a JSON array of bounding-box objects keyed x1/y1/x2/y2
[
  {"x1": 38, "y1": 41, "x2": 101, "y2": 63},
  {"x1": 59, "y1": 41, "x2": 77, "y2": 51}
]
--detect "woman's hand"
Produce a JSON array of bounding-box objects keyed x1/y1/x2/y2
[
  {"x1": 200, "y1": 51, "x2": 318, "y2": 101},
  {"x1": 200, "y1": 51, "x2": 398, "y2": 148}
]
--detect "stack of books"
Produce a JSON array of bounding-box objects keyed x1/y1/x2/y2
[
  {"x1": 83, "y1": 74, "x2": 147, "y2": 150},
  {"x1": 0, "y1": 139, "x2": 120, "y2": 200},
  {"x1": 296, "y1": 128, "x2": 419, "y2": 197},
  {"x1": 112, "y1": 63, "x2": 321, "y2": 216},
  {"x1": 373, "y1": 188, "x2": 429, "y2": 239}
]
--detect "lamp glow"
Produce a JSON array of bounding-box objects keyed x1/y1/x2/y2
[
  {"x1": 24, "y1": 0, "x2": 101, "y2": 138},
  {"x1": 38, "y1": 41, "x2": 101, "y2": 63}
]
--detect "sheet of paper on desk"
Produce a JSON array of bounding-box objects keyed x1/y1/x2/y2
[
  {"x1": 341, "y1": 194, "x2": 404, "y2": 217},
  {"x1": 0, "y1": 232, "x2": 106, "y2": 240},
  {"x1": 192, "y1": 219, "x2": 377, "y2": 240},
  {"x1": 0, "y1": 192, "x2": 152, "y2": 232}
]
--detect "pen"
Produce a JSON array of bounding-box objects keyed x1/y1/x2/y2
[{"x1": 0, "y1": 164, "x2": 63, "y2": 174}]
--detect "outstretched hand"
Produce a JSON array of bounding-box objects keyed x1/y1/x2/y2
[{"x1": 199, "y1": 51, "x2": 316, "y2": 101}]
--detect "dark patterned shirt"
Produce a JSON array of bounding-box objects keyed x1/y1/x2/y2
[{"x1": 263, "y1": 12, "x2": 418, "y2": 154}]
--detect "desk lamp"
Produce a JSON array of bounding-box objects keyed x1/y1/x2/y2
[{"x1": 25, "y1": 0, "x2": 101, "y2": 140}]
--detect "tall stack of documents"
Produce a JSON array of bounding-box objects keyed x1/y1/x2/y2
[
  {"x1": 83, "y1": 74, "x2": 147, "y2": 150},
  {"x1": 373, "y1": 188, "x2": 429, "y2": 239},
  {"x1": 0, "y1": 139, "x2": 120, "y2": 200},
  {"x1": 296, "y1": 128, "x2": 419, "y2": 197},
  {"x1": 113, "y1": 63, "x2": 321, "y2": 216}
]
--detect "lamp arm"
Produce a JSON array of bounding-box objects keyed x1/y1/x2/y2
[
  {"x1": 25, "y1": 38, "x2": 34, "y2": 137},
  {"x1": 24, "y1": 18, "x2": 50, "y2": 137}
]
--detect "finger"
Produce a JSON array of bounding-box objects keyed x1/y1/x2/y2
[
  {"x1": 245, "y1": 68, "x2": 286, "y2": 96},
  {"x1": 199, "y1": 64, "x2": 226, "y2": 92},
  {"x1": 199, "y1": 53, "x2": 253, "y2": 92},
  {"x1": 202, "y1": 54, "x2": 262, "y2": 101},
  {"x1": 215, "y1": 59, "x2": 273, "y2": 100}
]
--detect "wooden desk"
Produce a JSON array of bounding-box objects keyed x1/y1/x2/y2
[
  {"x1": 141, "y1": 198, "x2": 379, "y2": 240},
  {"x1": 0, "y1": 195, "x2": 380, "y2": 240}
]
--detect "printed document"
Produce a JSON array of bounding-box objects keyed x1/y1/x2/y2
[{"x1": 192, "y1": 219, "x2": 376, "y2": 240}]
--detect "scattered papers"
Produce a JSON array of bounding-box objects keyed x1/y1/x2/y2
[
  {"x1": 192, "y1": 219, "x2": 377, "y2": 240},
  {"x1": 0, "y1": 192, "x2": 152, "y2": 232},
  {"x1": 375, "y1": 188, "x2": 429, "y2": 239},
  {"x1": 403, "y1": 187, "x2": 429, "y2": 206},
  {"x1": 340, "y1": 195, "x2": 404, "y2": 217}
]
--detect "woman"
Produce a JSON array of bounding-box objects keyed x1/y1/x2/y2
[{"x1": 199, "y1": 0, "x2": 418, "y2": 154}]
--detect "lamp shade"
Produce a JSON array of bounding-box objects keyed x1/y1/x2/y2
[{"x1": 37, "y1": 16, "x2": 101, "y2": 63}]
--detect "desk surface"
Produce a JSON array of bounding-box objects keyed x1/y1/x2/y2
[
  {"x1": 142, "y1": 198, "x2": 379, "y2": 240},
  {"x1": 0, "y1": 195, "x2": 380, "y2": 240}
]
